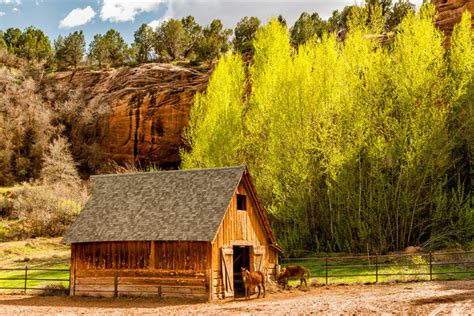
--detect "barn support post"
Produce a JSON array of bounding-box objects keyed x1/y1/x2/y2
[{"x1": 207, "y1": 268, "x2": 212, "y2": 302}]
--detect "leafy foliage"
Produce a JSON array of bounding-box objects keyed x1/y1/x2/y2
[
  {"x1": 195, "y1": 19, "x2": 232, "y2": 62},
  {"x1": 3, "y1": 26, "x2": 51, "y2": 62},
  {"x1": 233, "y1": 16, "x2": 261, "y2": 53},
  {"x1": 182, "y1": 7, "x2": 474, "y2": 254},
  {"x1": 290, "y1": 12, "x2": 327, "y2": 47},
  {"x1": 133, "y1": 24, "x2": 155, "y2": 63},
  {"x1": 88, "y1": 29, "x2": 129, "y2": 67},
  {"x1": 54, "y1": 31, "x2": 85, "y2": 70}
]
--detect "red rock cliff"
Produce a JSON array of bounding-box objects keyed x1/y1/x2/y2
[
  {"x1": 433, "y1": 0, "x2": 474, "y2": 36},
  {"x1": 54, "y1": 64, "x2": 211, "y2": 168}
]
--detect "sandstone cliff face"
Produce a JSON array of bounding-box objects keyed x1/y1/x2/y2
[
  {"x1": 433, "y1": 0, "x2": 474, "y2": 36},
  {"x1": 54, "y1": 64, "x2": 211, "y2": 168}
]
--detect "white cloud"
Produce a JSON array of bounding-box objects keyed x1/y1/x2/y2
[
  {"x1": 148, "y1": 3, "x2": 174, "y2": 29},
  {"x1": 0, "y1": 11, "x2": 5, "y2": 16},
  {"x1": 59, "y1": 6, "x2": 96, "y2": 29},
  {"x1": 12, "y1": 7, "x2": 18, "y2": 11},
  {"x1": 0, "y1": 0, "x2": 21, "y2": 4},
  {"x1": 100, "y1": 0, "x2": 164, "y2": 23}
]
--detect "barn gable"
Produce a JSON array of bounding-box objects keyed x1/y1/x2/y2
[{"x1": 62, "y1": 166, "x2": 248, "y2": 243}]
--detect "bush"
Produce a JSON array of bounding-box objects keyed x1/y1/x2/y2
[
  {"x1": 40, "y1": 283, "x2": 69, "y2": 296},
  {"x1": 10, "y1": 182, "x2": 87, "y2": 238}
]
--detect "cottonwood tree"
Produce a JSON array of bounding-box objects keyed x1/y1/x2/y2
[
  {"x1": 183, "y1": 7, "x2": 473, "y2": 254},
  {"x1": 40, "y1": 137, "x2": 80, "y2": 187}
]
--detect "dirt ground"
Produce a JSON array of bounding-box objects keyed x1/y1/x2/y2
[{"x1": 0, "y1": 280, "x2": 472, "y2": 315}]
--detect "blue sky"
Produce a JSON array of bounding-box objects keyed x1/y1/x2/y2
[{"x1": 0, "y1": 0, "x2": 424, "y2": 46}]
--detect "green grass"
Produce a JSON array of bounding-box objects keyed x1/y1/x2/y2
[
  {"x1": 0, "y1": 264, "x2": 70, "y2": 291},
  {"x1": 283, "y1": 253, "x2": 474, "y2": 286},
  {"x1": 0, "y1": 237, "x2": 70, "y2": 293}
]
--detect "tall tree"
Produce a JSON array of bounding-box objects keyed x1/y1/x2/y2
[
  {"x1": 3, "y1": 27, "x2": 22, "y2": 54},
  {"x1": 183, "y1": 7, "x2": 473, "y2": 254},
  {"x1": 0, "y1": 31, "x2": 6, "y2": 49},
  {"x1": 133, "y1": 23, "x2": 155, "y2": 63},
  {"x1": 54, "y1": 31, "x2": 85, "y2": 70},
  {"x1": 40, "y1": 137, "x2": 80, "y2": 187},
  {"x1": 16, "y1": 26, "x2": 52, "y2": 61},
  {"x1": 88, "y1": 34, "x2": 107, "y2": 67},
  {"x1": 387, "y1": 0, "x2": 416, "y2": 30},
  {"x1": 153, "y1": 19, "x2": 188, "y2": 61},
  {"x1": 290, "y1": 12, "x2": 327, "y2": 47},
  {"x1": 181, "y1": 15, "x2": 202, "y2": 58},
  {"x1": 195, "y1": 19, "x2": 232, "y2": 62},
  {"x1": 233, "y1": 16, "x2": 261, "y2": 53},
  {"x1": 88, "y1": 29, "x2": 128, "y2": 67}
]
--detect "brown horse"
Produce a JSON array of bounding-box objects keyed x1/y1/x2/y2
[
  {"x1": 241, "y1": 267, "x2": 265, "y2": 300},
  {"x1": 278, "y1": 266, "x2": 310, "y2": 288}
]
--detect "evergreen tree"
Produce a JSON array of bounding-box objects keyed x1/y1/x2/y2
[
  {"x1": 153, "y1": 19, "x2": 188, "y2": 61},
  {"x1": 54, "y1": 31, "x2": 85, "y2": 70},
  {"x1": 89, "y1": 29, "x2": 128, "y2": 67},
  {"x1": 181, "y1": 15, "x2": 202, "y2": 58},
  {"x1": 290, "y1": 12, "x2": 327, "y2": 47},
  {"x1": 233, "y1": 16, "x2": 260, "y2": 53},
  {"x1": 133, "y1": 23, "x2": 155, "y2": 63},
  {"x1": 195, "y1": 19, "x2": 232, "y2": 62}
]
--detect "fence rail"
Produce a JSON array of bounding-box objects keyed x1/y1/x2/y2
[
  {"x1": 280, "y1": 251, "x2": 474, "y2": 285},
  {"x1": 0, "y1": 266, "x2": 70, "y2": 292}
]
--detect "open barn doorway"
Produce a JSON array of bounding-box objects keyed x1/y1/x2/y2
[{"x1": 233, "y1": 245, "x2": 251, "y2": 297}]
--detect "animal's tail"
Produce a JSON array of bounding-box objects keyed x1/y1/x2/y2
[{"x1": 306, "y1": 269, "x2": 310, "y2": 282}]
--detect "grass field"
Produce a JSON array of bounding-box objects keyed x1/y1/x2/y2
[{"x1": 0, "y1": 238, "x2": 70, "y2": 292}]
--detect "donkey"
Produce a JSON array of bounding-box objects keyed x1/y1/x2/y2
[
  {"x1": 278, "y1": 265, "x2": 310, "y2": 288},
  {"x1": 241, "y1": 267, "x2": 265, "y2": 300}
]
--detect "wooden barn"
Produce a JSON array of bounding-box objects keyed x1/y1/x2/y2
[{"x1": 62, "y1": 166, "x2": 280, "y2": 300}]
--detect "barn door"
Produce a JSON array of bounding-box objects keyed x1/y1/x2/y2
[
  {"x1": 221, "y1": 246, "x2": 234, "y2": 297},
  {"x1": 253, "y1": 245, "x2": 265, "y2": 272}
]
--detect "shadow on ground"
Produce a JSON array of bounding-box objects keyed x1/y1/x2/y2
[{"x1": 0, "y1": 295, "x2": 205, "y2": 309}]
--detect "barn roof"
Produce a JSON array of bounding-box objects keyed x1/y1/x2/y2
[{"x1": 63, "y1": 166, "x2": 275, "y2": 244}]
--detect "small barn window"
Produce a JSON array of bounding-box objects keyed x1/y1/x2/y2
[{"x1": 237, "y1": 194, "x2": 247, "y2": 211}]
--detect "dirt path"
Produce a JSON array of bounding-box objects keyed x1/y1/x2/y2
[{"x1": 0, "y1": 280, "x2": 472, "y2": 315}]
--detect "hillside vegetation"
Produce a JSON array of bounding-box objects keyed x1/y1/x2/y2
[{"x1": 182, "y1": 5, "x2": 473, "y2": 254}]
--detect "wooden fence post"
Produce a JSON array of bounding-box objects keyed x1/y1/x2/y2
[
  {"x1": 325, "y1": 257, "x2": 328, "y2": 285},
  {"x1": 24, "y1": 265, "x2": 28, "y2": 293},
  {"x1": 429, "y1": 252, "x2": 432, "y2": 281},
  {"x1": 375, "y1": 254, "x2": 378, "y2": 284}
]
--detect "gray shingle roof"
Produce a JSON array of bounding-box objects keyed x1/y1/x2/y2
[{"x1": 62, "y1": 166, "x2": 245, "y2": 243}]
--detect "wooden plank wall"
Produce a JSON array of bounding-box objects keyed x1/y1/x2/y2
[
  {"x1": 72, "y1": 241, "x2": 211, "y2": 299},
  {"x1": 211, "y1": 178, "x2": 278, "y2": 298}
]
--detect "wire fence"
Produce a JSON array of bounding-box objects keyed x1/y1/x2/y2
[
  {"x1": 0, "y1": 266, "x2": 70, "y2": 293},
  {"x1": 280, "y1": 250, "x2": 474, "y2": 285}
]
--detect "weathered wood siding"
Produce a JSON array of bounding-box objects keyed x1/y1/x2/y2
[
  {"x1": 71, "y1": 241, "x2": 211, "y2": 299},
  {"x1": 211, "y1": 177, "x2": 278, "y2": 299}
]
